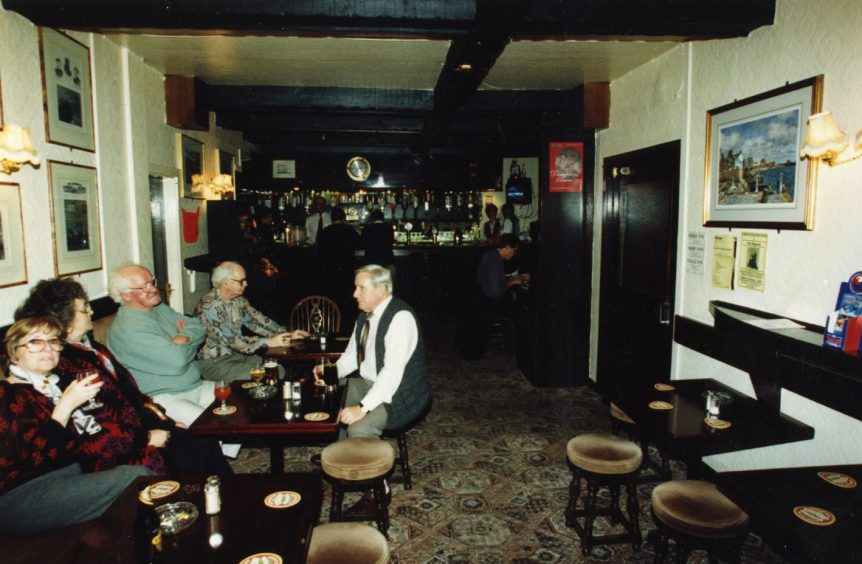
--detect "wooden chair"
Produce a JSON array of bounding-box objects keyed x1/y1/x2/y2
[{"x1": 290, "y1": 295, "x2": 341, "y2": 335}]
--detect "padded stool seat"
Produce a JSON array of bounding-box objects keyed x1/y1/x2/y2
[
  {"x1": 651, "y1": 480, "x2": 750, "y2": 563},
  {"x1": 307, "y1": 522, "x2": 390, "y2": 564},
  {"x1": 565, "y1": 433, "x2": 643, "y2": 555},
  {"x1": 321, "y1": 438, "x2": 395, "y2": 537}
]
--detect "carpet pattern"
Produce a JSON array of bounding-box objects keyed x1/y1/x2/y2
[{"x1": 229, "y1": 323, "x2": 788, "y2": 563}]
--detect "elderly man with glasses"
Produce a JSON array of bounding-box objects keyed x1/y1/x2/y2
[
  {"x1": 106, "y1": 263, "x2": 213, "y2": 428},
  {"x1": 195, "y1": 261, "x2": 308, "y2": 383}
]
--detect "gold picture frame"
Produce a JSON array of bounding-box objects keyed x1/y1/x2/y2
[
  {"x1": 0, "y1": 182, "x2": 28, "y2": 288},
  {"x1": 48, "y1": 161, "x2": 102, "y2": 276}
]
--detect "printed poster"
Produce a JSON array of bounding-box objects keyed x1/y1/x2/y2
[
  {"x1": 686, "y1": 232, "x2": 705, "y2": 276},
  {"x1": 712, "y1": 234, "x2": 737, "y2": 289},
  {"x1": 548, "y1": 141, "x2": 584, "y2": 192},
  {"x1": 739, "y1": 232, "x2": 768, "y2": 292}
]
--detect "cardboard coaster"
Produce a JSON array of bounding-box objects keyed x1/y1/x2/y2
[
  {"x1": 239, "y1": 553, "x2": 283, "y2": 564},
  {"x1": 264, "y1": 491, "x2": 301, "y2": 509},
  {"x1": 147, "y1": 480, "x2": 180, "y2": 500},
  {"x1": 304, "y1": 411, "x2": 329, "y2": 421},
  {"x1": 335, "y1": 336, "x2": 350, "y2": 341},
  {"x1": 793, "y1": 505, "x2": 836, "y2": 526},
  {"x1": 648, "y1": 400, "x2": 673, "y2": 410},
  {"x1": 213, "y1": 405, "x2": 237, "y2": 416},
  {"x1": 241, "y1": 381, "x2": 260, "y2": 389},
  {"x1": 817, "y1": 471, "x2": 858, "y2": 489},
  {"x1": 704, "y1": 417, "x2": 731, "y2": 430},
  {"x1": 654, "y1": 383, "x2": 675, "y2": 391}
]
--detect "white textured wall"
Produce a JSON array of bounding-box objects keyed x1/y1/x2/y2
[
  {"x1": 597, "y1": 0, "x2": 862, "y2": 470},
  {"x1": 0, "y1": 5, "x2": 245, "y2": 321}
]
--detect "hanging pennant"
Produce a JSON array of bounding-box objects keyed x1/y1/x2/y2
[{"x1": 182, "y1": 205, "x2": 200, "y2": 243}]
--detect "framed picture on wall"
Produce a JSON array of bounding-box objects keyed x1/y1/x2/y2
[
  {"x1": 549, "y1": 141, "x2": 584, "y2": 192},
  {"x1": 0, "y1": 182, "x2": 28, "y2": 288},
  {"x1": 180, "y1": 135, "x2": 204, "y2": 199},
  {"x1": 47, "y1": 161, "x2": 102, "y2": 276},
  {"x1": 703, "y1": 75, "x2": 823, "y2": 230},
  {"x1": 272, "y1": 159, "x2": 296, "y2": 179},
  {"x1": 39, "y1": 28, "x2": 95, "y2": 152},
  {"x1": 0, "y1": 70, "x2": 4, "y2": 128}
]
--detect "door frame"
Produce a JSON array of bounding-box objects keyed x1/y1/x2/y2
[{"x1": 149, "y1": 165, "x2": 184, "y2": 312}]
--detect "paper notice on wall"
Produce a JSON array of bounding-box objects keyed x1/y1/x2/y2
[
  {"x1": 738, "y1": 232, "x2": 768, "y2": 292},
  {"x1": 686, "y1": 232, "x2": 706, "y2": 276},
  {"x1": 712, "y1": 234, "x2": 737, "y2": 289}
]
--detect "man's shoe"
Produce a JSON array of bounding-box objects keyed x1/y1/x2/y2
[
  {"x1": 310, "y1": 454, "x2": 321, "y2": 466},
  {"x1": 342, "y1": 489, "x2": 391, "y2": 518}
]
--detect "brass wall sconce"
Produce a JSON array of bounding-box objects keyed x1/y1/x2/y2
[
  {"x1": 0, "y1": 124, "x2": 40, "y2": 174},
  {"x1": 209, "y1": 173, "x2": 234, "y2": 198},
  {"x1": 800, "y1": 111, "x2": 862, "y2": 166}
]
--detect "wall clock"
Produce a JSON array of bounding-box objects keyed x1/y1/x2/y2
[{"x1": 346, "y1": 156, "x2": 371, "y2": 181}]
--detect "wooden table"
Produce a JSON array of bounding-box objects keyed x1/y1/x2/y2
[
  {"x1": 191, "y1": 380, "x2": 345, "y2": 473},
  {"x1": 614, "y1": 378, "x2": 815, "y2": 477},
  {"x1": 80, "y1": 472, "x2": 322, "y2": 564},
  {"x1": 716, "y1": 464, "x2": 862, "y2": 563},
  {"x1": 266, "y1": 335, "x2": 349, "y2": 362}
]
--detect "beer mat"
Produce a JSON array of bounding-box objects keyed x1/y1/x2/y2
[
  {"x1": 304, "y1": 411, "x2": 329, "y2": 421},
  {"x1": 213, "y1": 405, "x2": 237, "y2": 415},
  {"x1": 264, "y1": 491, "x2": 301, "y2": 509},
  {"x1": 793, "y1": 505, "x2": 836, "y2": 526},
  {"x1": 817, "y1": 471, "x2": 858, "y2": 489},
  {"x1": 335, "y1": 336, "x2": 350, "y2": 341},
  {"x1": 654, "y1": 383, "x2": 675, "y2": 391},
  {"x1": 648, "y1": 401, "x2": 674, "y2": 410},
  {"x1": 241, "y1": 381, "x2": 260, "y2": 389},
  {"x1": 239, "y1": 553, "x2": 282, "y2": 564},
  {"x1": 704, "y1": 417, "x2": 731, "y2": 429},
  {"x1": 147, "y1": 480, "x2": 180, "y2": 500}
]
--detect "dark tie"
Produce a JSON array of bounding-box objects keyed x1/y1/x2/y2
[
  {"x1": 358, "y1": 313, "x2": 373, "y2": 366},
  {"x1": 317, "y1": 213, "x2": 324, "y2": 238}
]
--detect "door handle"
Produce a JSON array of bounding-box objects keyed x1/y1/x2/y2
[
  {"x1": 165, "y1": 283, "x2": 173, "y2": 299},
  {"x1": 659, "y1": 302, "x2": 671, "y2": 325}
]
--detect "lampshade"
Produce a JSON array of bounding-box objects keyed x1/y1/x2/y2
[
  {"x1": 191, "y1": 173, "x2": 203, "y2": 187},
  {"x1": 800, "y1": 111, "x2": 848, "y2": 161},
  {"x1": 211, "y1": 173, "x2": 234, "y2": 190},
  {"x1": 0, "y1": 124, "x2": 40, "y2": 174}
]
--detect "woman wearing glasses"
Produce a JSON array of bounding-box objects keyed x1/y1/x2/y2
[
  {"x1": 16, "y1": 278, "x2": 230, "y2": 476},
  {"x1": 0, "y1": 316, "x2": 152, "y2": 536}
]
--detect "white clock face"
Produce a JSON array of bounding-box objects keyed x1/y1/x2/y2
[{"x1": 346, "y1": 156, "x2": 371, "y2": 181}]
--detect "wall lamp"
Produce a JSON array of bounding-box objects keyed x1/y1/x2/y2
[
  {"x1": 209, "y1": 173, "x2": 234, "y2": 198},
  {"x1": 800, "y1": 111, "x2": 862, "y2": 166},
  {"x1": 0, "y1": 124, "x2": 40, "y2": 174}
]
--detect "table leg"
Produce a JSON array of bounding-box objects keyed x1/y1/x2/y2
[{"x1": 270, "y1": 446, "x2": 285, "y2": 473}]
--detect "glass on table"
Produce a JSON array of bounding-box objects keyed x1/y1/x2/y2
[
  {"x1": 264, "y1": 357, "x2": 280, "y2": 384},
  {"x1": 214, "y1": 380, "x2": 232, "y2": 415},
  {"x1": 76, "y1": 370, "x2": 103, "y2": 410},
  {"x1": 249, "y1": 361, "x2": 265, "y2": 384}
]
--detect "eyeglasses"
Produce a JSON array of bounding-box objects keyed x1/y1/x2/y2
[
  {"x1": 229, "y1": 277, "x2": 247, "y2": 285},
  {"x1": 76, "y1": 304, "x2": 94, "y2": 315},
  {"x1": 128, "y1": 277, "x2": 157, "y2": 291},
  {"x1": 17, "y1": 338, "x2": 64, "y2": 353}
]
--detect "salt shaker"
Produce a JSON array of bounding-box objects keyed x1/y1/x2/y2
[{"x1": 205, "y1": 475, "x2": 221, "y2": 515}]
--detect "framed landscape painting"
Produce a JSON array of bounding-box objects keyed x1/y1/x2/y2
[
  {"x1": 0, "y1": 182, "x2": 27, "y2": 288},
  {"x1": 703, "y1": 75, "x2": 823, "y2": 230},
  {"x1": 39, "y1": 28, "x2": 95, "y2": 151},
  {"x1": 48, "y1": 161, "x2": 102, "y2": 276}
]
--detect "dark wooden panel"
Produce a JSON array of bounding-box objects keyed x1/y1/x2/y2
[{"x1": 164, "y1": 75, "x2": 208, "y2": 131}]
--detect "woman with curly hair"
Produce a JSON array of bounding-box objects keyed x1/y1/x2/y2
[{"x1": 16, "y1": 278, "x2": 230, "y2": 476}]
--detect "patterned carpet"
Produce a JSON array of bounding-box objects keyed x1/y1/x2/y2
[{"x1": 229, "y1": 315, "x2": 788, "y2": 563}]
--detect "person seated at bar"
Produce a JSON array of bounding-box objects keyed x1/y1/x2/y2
[
  {"x1": 0, "y1": 317, "x2": 153, "y2": 536},
  {"x1": 15, "y1": 278, "x2": 231, "y2": 476},
  {"x1": 317, "y1": 207, "x2": 361, "y2": 319},
  {"x1": 313, "y1": 265, "x2": 431, "y2": 514},
  {"x1": 361, "y1": 209, "x2": 395, "y2": 272},
  {"x1": 500, "y1": 202, "x2": 520, "y2": 240},
  {"x1": 106, "y1": 264, "x2": 213, "y2": 427},
  {"x1": 305, "y1": 196, "x2": 332, "y2": 245},
  {"x1": 483, "y1": 202, "x2": 501, "y2": 244},
  {"x1": 477, "y1": 234, "x2": 524, "y2": 301},
  {"x1": 196, "y1": 261, "x2": 307, "y2": 381}
]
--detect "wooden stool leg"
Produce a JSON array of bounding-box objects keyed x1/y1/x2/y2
[
  {"x1": 626, "y1": 475, "x2": 641, "y2": 549},
  {"x1": 329, "y1": 483, "x2": 344, "y2": 522},
  {"x1": 653, "y1": 522, "x2": 669, "y2": 564},
  {"x1": 565, "y1": 470, "x2": 581, "y2": 527},
  {"x1": 397, "y1": 433, "x2": 412, "y2": 490},
  {"x1": 372, "y1": 480, "x2": 389, "y2": 538},
  {"x1": 609, "y1": 482, "x2": 622, "y2": 523},
  {"x1": 582, "y1": 479, "x2": 598, "y2": 555}
]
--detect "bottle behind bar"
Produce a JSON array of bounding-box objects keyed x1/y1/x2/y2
[{"x1": 135, "y1": 483, "x2": 163, "y2": 563}]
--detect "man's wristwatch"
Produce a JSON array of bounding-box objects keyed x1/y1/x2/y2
[{"x1": 359, "y1": 402, "x2": 369, "y2": 414}]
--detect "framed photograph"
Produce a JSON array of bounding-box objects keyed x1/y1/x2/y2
[
  {"x1": 47, "y1": 161, "x2": 102, "y2": 276},
  {"x1": 39, "y1": 28, "x2": 95, "y2": 152},
  {"x1": 0, "y1": 183, "x2": 28, "y2": 288},
  {"x1": 703, "y1": 75, "x2": 823, "y2": 230},
  {"x1": 273, "y1": 159, "x2": 296, "y2": 179},
  {"x1": 549, "y1": 141, "x2": 584, "y2": 192},
  {"x1": 180, "y1": 135, "x2": 204, "y2": 199},
  {"x1": 0, "y1": 70, "x2": 4, "y2": 128}
]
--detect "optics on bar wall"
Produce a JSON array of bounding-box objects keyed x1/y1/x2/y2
[
  {"x1": 0, "y1": 124, "x2": 40, "y2": 174},
  {"x1": 800, "y1": 111, "x2": 862, "y2": 166}
]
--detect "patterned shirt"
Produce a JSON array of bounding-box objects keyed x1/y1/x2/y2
[{"x1": 195, "y1": 288, "x2": 284, "y2": 359}]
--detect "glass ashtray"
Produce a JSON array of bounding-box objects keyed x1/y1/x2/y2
[
  {"x1": 249, "y1": 384, "x2": 278, "y2": 400},
  {"x1": 156, "y1": 501, "x2": 198, "y2": 534}
]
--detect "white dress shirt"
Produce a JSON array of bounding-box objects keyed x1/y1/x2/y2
[
  {"x1": 335, "y1": 295, "x2": 418, "y2": 412},
  {"x1": 304, "y1": 210, "x2": 332, "y2": 244}
]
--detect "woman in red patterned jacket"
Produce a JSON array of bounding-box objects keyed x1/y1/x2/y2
[
  {"x1": 16, "y1": 278, "x2": 230, "y2": 476},
  {"x1": 0, "y1": 317, "x2": 152, "y2": 536}
]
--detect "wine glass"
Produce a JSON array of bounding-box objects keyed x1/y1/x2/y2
[
  {"x1": 76, "y1": 370, "x2": 103, "y2": 410},
  {"x1": 214, "y1": 380, "x2": 232, "y2": 415},
  {"x1": 249, "y1": 362, "x2": 265, "y2": 385}
]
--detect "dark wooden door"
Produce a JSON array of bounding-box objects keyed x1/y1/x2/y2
[{"x1": 598, "y1": 141, "x2": 680, "y2": 396}]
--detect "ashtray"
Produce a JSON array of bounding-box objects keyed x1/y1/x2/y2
[
  {"x1": 249, "y1": 384, "x2": 278, "y2": 400},
  {"x1": 156, "y1": 501, "x2": 198, "y2": 534}
]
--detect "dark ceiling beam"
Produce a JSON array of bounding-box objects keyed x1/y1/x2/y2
[
  {"x1": 206, "y1": 86, "x2": 432, "y2": 113},
  {"x1": 217, "y1": 112, "x2": 425, "y2": 135}
]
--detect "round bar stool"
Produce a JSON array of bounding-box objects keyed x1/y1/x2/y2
[
  {"x1": 565, "y1": 432, "x2": 643, "y2": 555},
  {"x1": 609, "y1": 401, "x2": 671, "y2": 482},
  {"x1": 651, "y1": 479, "x2": 750, "y2": 563},
  {"x1": 306, "y1": 522, "x2": 390, "y2": 564},
  {"x1": 321, "y1": 437, "x2": 395, "y2": 537}
]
